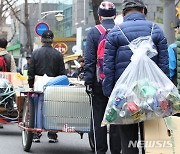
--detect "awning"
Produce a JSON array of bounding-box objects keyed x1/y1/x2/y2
[
  {"x1": 7, "y1": 43, "x2": 20, "y2": 51},
  {"x1": 64, "y1": 54, "x2": 79, "y2": 63}
]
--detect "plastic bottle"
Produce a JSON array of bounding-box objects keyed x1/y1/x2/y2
[
  {"x1": 113, "y1": 96, "x2": 125, "y2": 109},
  {"x1": 160, "y1": 99, "x2": 169, "y2": 111},
  {"x1": 126, "y1": 100, "x2": 147, "y2": 122},
  {"x1": 105, "y1": 96, "x2": 125, "y2": 122},
  {"x1": 173, "y1": 101, "x2": 180, "y2": 112},
  {"x1": 142, "y1": 99, "x2": 153, "y2": 111},
  {"x1": 140, "y1": 85, "x2": 156, "y2": 98},
  {"x1": 127, "y1": 101, "x2": 140, "y2": 113},
  {"x1": 105, "y1": 107, "x2": 118, "y2": 123},
  {"x1": 153, "y1": 97, "x2": 163, "y2": 116},
  {"x1": 167, "y1": 92, "x2": 180, "y2": 103}
]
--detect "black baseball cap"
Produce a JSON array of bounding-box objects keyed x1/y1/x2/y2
[
  {"x1": 26, "y1": 54, "x2": 31, "y2": 58},
  {"x1": 42, "y1": 30, "x2": 54, "y2": 39},
  {"x1": 122, "y1": 0, "x2": 147, "y2": 15},
  {"x1": 41, "y1": 30, "x2": 54, "y2": 43}
]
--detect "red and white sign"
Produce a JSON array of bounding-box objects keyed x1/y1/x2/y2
[
  {"x1": 54, "y1": 43, "x2": 68, "y2": 55},
  {"x1": 35, "y1": 22, "x2": 50, "y2": 36}
]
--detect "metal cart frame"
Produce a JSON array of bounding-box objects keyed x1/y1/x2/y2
[{"x1": 18, "y1": 87, "x2": 94, "y2": 152}]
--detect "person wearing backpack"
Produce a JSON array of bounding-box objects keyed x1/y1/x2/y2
[
  {"x1": 0, "y1": 38, "x2": 17, "y2": 128},
  {"x1": 84, "y1": 1, "x2": 122, "y2": 154},
  {"x1": 103, "y1": 0, "x2": 169, "y2": 154},
  {"x1": 0, "y1": 38, "x2": 16, "y2": 73}
]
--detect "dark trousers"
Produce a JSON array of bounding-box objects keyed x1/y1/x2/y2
[
  {"x1": 140, "y1": 122, "x2": 145, "y2": 154},
  {"x1": 90, "y1": 87, "x2": 121, "y2": 154},
  {"x1": 119, "y1": 122, "x2": 145, "y2": 154}
]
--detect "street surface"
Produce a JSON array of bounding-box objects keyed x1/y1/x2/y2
[{"x1": 0, "y1": 123, "x2": 111, "y2": 154}]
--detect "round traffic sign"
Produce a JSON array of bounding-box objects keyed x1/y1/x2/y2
[{"x1": 35, "y1": 22, "x2": 50, "y2": 36}]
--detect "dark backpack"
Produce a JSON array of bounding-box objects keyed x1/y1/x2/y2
[
  {"x1": 95, "y1": 24, "x2": 110, "y2": 83},
  {"x1": 0, "y1": 54, "x2": 11, "y2": 72}
]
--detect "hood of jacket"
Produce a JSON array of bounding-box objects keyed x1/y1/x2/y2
[{"x1": 0, "y1": 48, "x2": 8, "y2": 56}]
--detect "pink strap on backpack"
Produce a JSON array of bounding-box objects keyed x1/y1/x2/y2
[{"x1": 95, "y1": 25, "x2": 106, "y2": 34}]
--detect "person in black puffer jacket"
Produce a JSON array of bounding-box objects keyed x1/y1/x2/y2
[{"x1": 28, "y1": 30, "x2": 65, "y2": 143}]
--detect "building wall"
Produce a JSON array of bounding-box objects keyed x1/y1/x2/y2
[
  {"x1": 144, "y1": 0, "x2": 163, "y2": 23},
  {"x1": 19, "y1": 3, "x2": 59, "y2": 50},
  {"x1": 57, "y1": 1, "x2": 72, "y2": 37},
  {"x1": 1, "y1": 26, "x2": 12, "y2": 41},
  {"x1": 13, "y1": 0, "x2": 174, "y2": 51},
  {"x1": 17, "y1": 0, "x2": 165, "y2": 48},
  {"x1": 0, "y1": 16, "x2": 12, "y2": 41}
]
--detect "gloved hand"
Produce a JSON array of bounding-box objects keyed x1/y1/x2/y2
[{"x1": 85, "y1": 84, "x2": 93, "y2": 95}]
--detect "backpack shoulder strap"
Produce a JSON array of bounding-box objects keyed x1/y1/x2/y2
[
  {"x1": 151, "y1": 23, "x2": 155, "y2": 36},
  {"x1": 3, "y1": 54, "x2": 11, "y2": 72},
  {"x1": 117, "y1": 26, "x2": 131, "y2": 44},
  {"x1": 95, "y1": 24, "x2": 106, "y2": 34}
]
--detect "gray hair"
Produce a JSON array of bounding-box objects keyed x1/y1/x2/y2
[{"x1": 101, "y1": 16, "x2": 115, "y2": 20}]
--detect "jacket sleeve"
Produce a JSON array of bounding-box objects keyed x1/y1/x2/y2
[
  {"x1": 28, "y1": 52, "x2": 36, "y2": 88},
  {"x1": 84, "y1": 28, "x2": 98, "y2": 85},
  {"x1": 58, "y1": 53, "x2": 66, "y2": 75},
  {"x1": 102, "y1": 32, "x2": 117, "y2": 97},
  {"x1": 154, "y1": 25, "x2": 169, "y2": 78},
  {"x1": 168, "y1": 43, "x2": 177, "y2": 80}
]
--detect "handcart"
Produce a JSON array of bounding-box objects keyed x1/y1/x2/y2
[
  {"x1": 18, "y1": 85, "x2": 94, "y2": 152},
  {"x1": 0, "y1": 78, "x2": 23, "y2": 125}
]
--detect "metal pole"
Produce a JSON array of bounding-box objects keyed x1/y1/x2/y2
[
  {"x1": 84, "y1": 0, "x2": 85, "y2": 25},
  {"x1": 163, "y1": 0, "x2": 176, "y2": 45},
  {"x1": 38, "y1": 0, "x2": 42, "y2": 21}
]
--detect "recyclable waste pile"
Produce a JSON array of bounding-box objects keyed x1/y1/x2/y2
[{"x1": 102, "y1": 79, "x2": 180, "y2": 125}]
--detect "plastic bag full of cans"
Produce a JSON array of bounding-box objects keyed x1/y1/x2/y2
[
  {"x1": 102, "y1": 35, "x2": 180, "y2": 125},
  {"x1": 102, "y1": 79, "x2": 180, "y2": 125}
]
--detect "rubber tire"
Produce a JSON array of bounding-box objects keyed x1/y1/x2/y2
[
  {"x1": 22, "y1": 96, "x2": 35, "y2": 152},
  {"x1": 88, "y1": 131, "x2": 95, "y2": 152}
]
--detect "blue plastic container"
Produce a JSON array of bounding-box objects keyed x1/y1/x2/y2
[
  {"x1": 30, "y1": 93, "x2": 44, "y2": 129},
  {"x1": 45, "y1": 75, "x2": 69, "y2": 86}
]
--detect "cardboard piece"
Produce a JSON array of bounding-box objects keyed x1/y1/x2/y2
[
  {"x1": 68, "y1": 77, "x2": 84, "y2": 85},
  {"x1": 144, "y1": 116, "x2": 180, "y2": 154},
  {"x1": 15, "y1": 94, "x2": 25, "y2": 117},
  {"x1": 164, "y1": 116, "x2": 180, "y2": 154},
  {"x1": 0, "y1": 72, "x2": 28, "y2": 89}
]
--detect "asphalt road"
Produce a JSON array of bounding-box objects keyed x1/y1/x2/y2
[{"x1": 0, "y1": 123, "x2": 112, "y2": 154}]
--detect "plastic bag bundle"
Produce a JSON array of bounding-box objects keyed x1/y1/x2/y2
[{"x1": 102, "y1": 36, "x2": 180, "y2": 125}]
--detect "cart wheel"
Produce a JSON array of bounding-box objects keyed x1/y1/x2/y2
[
  {"x1": 22, "y1": 96, "x2": 35, "y2": 152},
  {"x1": 88, "y1": 131, "x2": 95, "y2": 152}
]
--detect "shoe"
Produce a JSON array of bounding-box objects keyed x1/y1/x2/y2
[
  {"x1": 48, "y1": 132, "x2": 58, "y2": 143},
  {"x1": 48, "y1": 138, "x2": 58, "y2": 143},
  {"x1": 33, "y1": 133, "x2": 42, "y2": 143},
  {"x1": 0, "y1": 123, "x2": 3, "y2": 129}
]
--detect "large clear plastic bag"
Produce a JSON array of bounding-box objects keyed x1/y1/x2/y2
[{"x1": 102, "y1": 36, "x2": 180, "y2": 125}]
